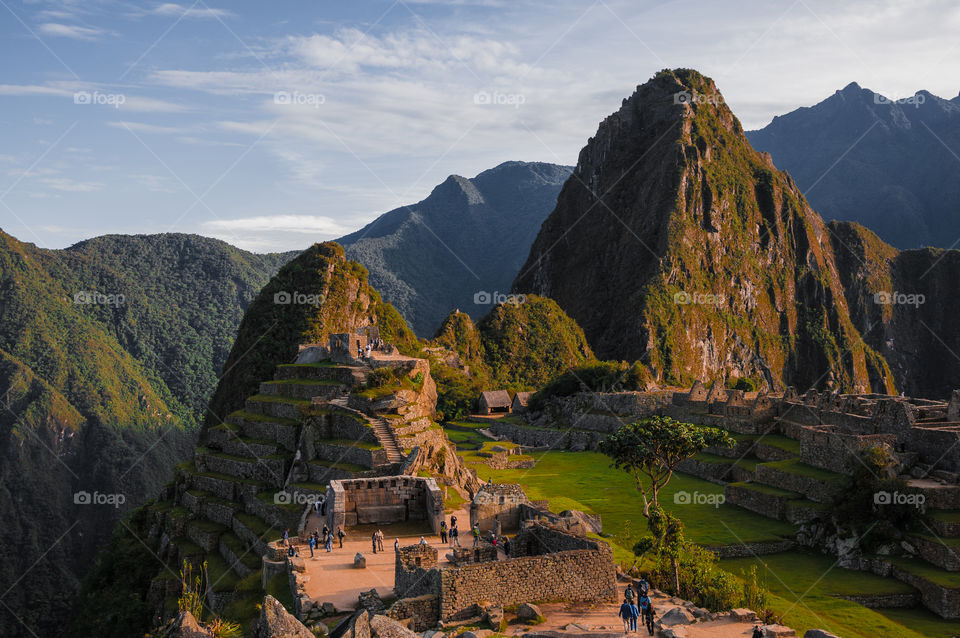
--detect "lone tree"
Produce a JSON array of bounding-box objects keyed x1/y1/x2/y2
[
  {"x1": 599, "y1": 415, "x2": 733, "y2": 517},
  {"x1": 600, "y1": 416, "x2": 734, "y2": 592}
]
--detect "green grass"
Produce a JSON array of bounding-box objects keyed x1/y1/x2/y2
[
  {"x1": 760, "y1": 458, "x2": 846, "y2": 482},
  {"x1": 188, "y1": 518, "x2": 228, "y2": 534},
  {"x1": 307, "y1": 459, "x2": 367, "y2": 472},
  {"x1": 228, "y1": 409, "x2": 299, "y2": 426},
  {"x1": 928, "y1": 510, "x2": 960, "y2": 524},
  {"x1": 247, "y1": 393, "x2": 311, "y2": 405},
  {"x1": 220, "y1": 532, "x2": 263, "y2": 571},
  {"x1": 469, "y1": 450, "x2": 794, "y2": 557},
  {"x1": 754, "y1": 434, "x2": 802, "y2": 455},
  {"x1": 263, "y1": 378, "x2": 343, "y2": 386},
  {"x1": 728, "y1": 481, "x2": 801, "y2": 498},
  {"x1": 266, "y1": 572, "x2": 296, "y2": 612},
  {"x1": 321, "y1": 438, "x2": 382, "y2": 450},
  {"x1": 887, "y1": 556, "x2": 960, "y2": 589},
  {"x1": 720, "y1": 552, "x2": 959, "y2": 638},
  {"x1": 233, "y1": 512, "x2": 280, "y2": 540}
]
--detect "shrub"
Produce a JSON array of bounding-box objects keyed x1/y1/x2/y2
[{"x1": 528, "y1": 361, "x2": 652, "y2": 411}]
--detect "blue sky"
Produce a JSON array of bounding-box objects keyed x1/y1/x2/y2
[{"x1": 1, "y1": 0, "x2": 958, "y2": 252}]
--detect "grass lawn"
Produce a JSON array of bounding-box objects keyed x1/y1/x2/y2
[
  {"x1": 721, "y1": 552, "x2": 960, "y2": 638},
  {"x1": 470, "y1": 450, "x2": 794, "y2": 558}
]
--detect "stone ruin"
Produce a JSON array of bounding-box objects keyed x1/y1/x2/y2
[
  {"x1": 390, "y1": 520, "x2": 617, "y2": 629},
  {"x1": 325, "y1": 475, "x2": 444, "y2": 532}
]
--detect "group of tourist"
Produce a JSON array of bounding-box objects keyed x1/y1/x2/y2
[
  {"x1": 358, "y1": 338, "x2": 385, "y2": 360},
  {"x1": 370, "y1": 529, "x2": 386, "y2": 553},
  {"x1": 304, "y1": 524, "x2": 345, "y2": 557},
  {"x1": 618, "y1": 579, "x2": 654, "y2": 635}
]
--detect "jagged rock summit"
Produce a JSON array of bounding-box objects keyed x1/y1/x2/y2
[{"x1": 513, "y1": 68, "x2": 893, "y2": 393}]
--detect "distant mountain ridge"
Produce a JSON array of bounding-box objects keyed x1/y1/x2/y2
[
  {"x1": 0, "y1": 231, "x2": 292, "y2": 637},
  {"x1": 338, "y1": 161, "x2": 572, "y2": 336},
  {"x1": 747, "y1": 82, "x2": 960, "y2": 249}
]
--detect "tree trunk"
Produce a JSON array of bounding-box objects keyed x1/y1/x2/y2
[{"x1": 671, "y1": 556, "x2": 680, "y2": 594}]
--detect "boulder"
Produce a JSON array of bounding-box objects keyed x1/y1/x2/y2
[
  {"x1": 172, "y1": 612, "x2": 214, "y2": 638},
  {"x1": 355, "y1": 552, "x2": 367, "y2": 568},
  {"x1": 256, "y1": 595, "x2": 314, "y2": 638},
  {"x1": 483, "y1": 605, "x2": 505, "y2": 631},
  {"x1": 761, "y1": 625, "x2": 797, "y2": 637},
  {"x1": 803, "y1": 631, "x2": 840, "y2": 638},
  {"x1": 516, "y1": 602, "x2": 543, "y2": 622},
  {"x1": 370, "y1": 614, "x2": 419, "y2": 638},
  {"x1": 729, "y1": 608, "x2": 757, "y2": 622},
  {"x1": 657, "y1": 607, "x2": 695, "y2": 627},
  {"x1": 460, "y1": 631, "x2": 494, "y2": 638},
  {"x1": 323, "y1": 601, "x2": 337, "y2": 615}
]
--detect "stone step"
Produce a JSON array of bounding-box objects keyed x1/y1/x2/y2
[
  {"x1": 219, "y1": 436, "x2": 280, "y2": 458},
  {"x1": 259, "y1": 379, "x2": 347, "y2": 401},
  {"x1": 753, "y1": 459, "x2": 846, "y2": 504},
  {"x1": 226, "y1": 410, "x2": 300, "y2": 451},
  {"x1": 274, "y1": 362, "x2": 366, "y2": 385},
  {"x1": 929, "y1": 510, "x2": 960, "y2": 537},
  {"x1": 218, "y1": 531, "x2": 261, "y2": 579},
  {"x1": 196, "y1": 449, "x2": 287, "y2": 486},
  {"x1": 185, "y1": 518, "x2": 229, "y2": 553},
  {"x1": 908, "y1": 534, "x2": 960, "y2": 571},
  {"x1": 180, "y1": 464, "x2": 265, "y2": 502},
  {"x1": 245, "y1": 394, "x2": 311, "y2": 421}
]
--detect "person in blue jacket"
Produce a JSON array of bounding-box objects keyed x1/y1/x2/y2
[{"x1": 618, "y1": 597, "x2": 639, "y2": 632}]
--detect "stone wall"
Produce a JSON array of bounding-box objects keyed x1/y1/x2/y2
[
  {"x1": 489, "y1": 421, "x2": 607, "y2": 451},
  {"x1": 395, "y1": 544, "x2": 441, "y2": 599},
  {"x1": 470, "y1": 483, "x2": 530, "y2": 533},
  {"x1": 326, "y1": 476, "x2": 444, "y2": 531},
  {"x1": 387, "y1": 594, "x2": 440, "y2": 631},
  {"x1": 438, "y1": 541, "x2": 617, "y2": 620}
]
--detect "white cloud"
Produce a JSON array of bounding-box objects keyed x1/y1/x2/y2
[
  {"x1": 151, "y1": 3, "x2": 233, "y2": 19},
  {"x1": 202, "y1": 214, "x2": 351, "y2": 235},
  {"x1": 37, "y1": 23, "x2": 104, "y2": 40},
  {"x1": 36, "y1": 177, "x2": 104, "y2": 192},
  {"x1": 107, "y1": 121, "x2": 184, "y2": 135}
]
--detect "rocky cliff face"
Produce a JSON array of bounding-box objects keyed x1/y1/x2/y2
[
  {"x1": 338, "y1": 161, "x2": 571, "y2": 336},
  {"x1": 747, "y1": 83, "x2": 960, "y2": 249},
  {"x1": 829, "y1": 221, "x2": 960, "y2": 399},
  {"x1": 513, "y1": 69, "x2": 894, "y2": 393}
]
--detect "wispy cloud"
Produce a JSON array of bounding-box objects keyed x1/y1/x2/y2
[
  {"x1": 37, "y1": 22, "x2": 105, "y2": 41},
  {"x1": 151, "y1": 3, "x2": 234, "y2": 19}
]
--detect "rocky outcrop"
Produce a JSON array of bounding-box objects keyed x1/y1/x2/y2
[
  {"x1": 514, "y1": 69, "x2": 894, "y2": 394},
  {"x1": 255, "y1": 595, "x2": 314, "y2": 638}
]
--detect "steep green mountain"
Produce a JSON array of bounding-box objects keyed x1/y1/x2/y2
[
  {"x1": 513, "y1": 69, "x2": 894, "y2": 393},
  {"x1": 746, "y1": 83, "x2": 960, "y2": 249},
  {"x1": 0, "y1": 231, "x2": 292, "y2": 637},
  {"x1": 429, "y1": 296, "x2": 597, "y2": 420},
  {"x1": 204, "y1": 241, "x2": 418, "y2": 429},
  {"x1": 338, "y1": 161, "x2": 572, "y2": 337}
]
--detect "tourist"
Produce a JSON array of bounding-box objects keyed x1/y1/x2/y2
[
  {"x1": 618, "y1": 598, "x2": 638, "y2": 633},
  {"x1": 502, "y1": 537, "x2": 511, "y2": 556},
  {"x1": 321, "y1": 497, "x2": 327, "y2": 516},
  {"x1": 307, "y1": 535, "x2": 315, "y2": 557},
  {"x1": 322, "y1": 523, "x2": 329, "y2": 538},
  {"x1": 472, "y1": 524, "x2": 481, "y2": 547},
  {"x1": 751, "y1": 627, "x2": 763, "y2": 638},
  {"x1": 451, "y1": 525, "x2": 460, "y2": 547},
  {"x1": 637, "y1": 577, "x2": 649, "y2": 596},
  {"x1": 419, "y1": 536, "x2": 428, "y2": 546},
  {"x1": 450, "y1": 515, "x2": 457, "y2": 528},
  {"x1": 440, "y1": 520, "x2": 448, "y2": 544},
  {"x1": 624, "y1": 583, "x2": 635, "y2": 604},
  {"x1": 639, "y1": 594, "x2": 654, "y2": 635},
  {"x1": 287, "y1": 545, "x2": 298, "y2": 558},
  {"x1": 337, "y1": 526, "x2": 346, "y2": 548},
  {"x1": 282, "y1": 528, "x2": 290, "y2": 547},
  {"x1": 325, "y1": 533, "x2": 333, "y2": 553},
  {"x1": 394, "y1": 538, "x2": 400, "y2": 552},
  {"x1": 371, "y1": 531, "x2": 378, "y2": 554},
  {"x1": 377, "y1": 529, "x2": 385, "y2": 552}
]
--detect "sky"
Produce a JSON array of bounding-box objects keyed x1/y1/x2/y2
[{"x1": 1, "y1": 0, "x2": 958, "y2": 253}]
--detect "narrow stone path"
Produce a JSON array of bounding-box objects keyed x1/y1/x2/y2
[{"x1": 328, "y1": 396, "x2": 404, "y2": 463}]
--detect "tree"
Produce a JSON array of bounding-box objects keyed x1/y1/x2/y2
[
  {"x1": 600, "y1": 416, "x2": 733, "y2": 593},
  {"x1": 599, "y1": 416, "x2": 733, "y2": 517}
]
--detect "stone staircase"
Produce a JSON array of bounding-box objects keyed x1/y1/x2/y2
[{"x1": 328, "y1": 396, "x2": 404, "y2": 463}]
